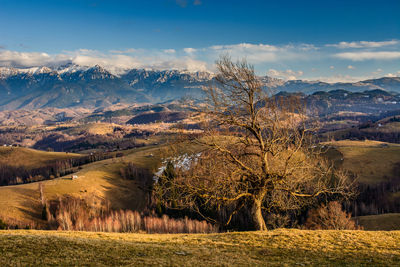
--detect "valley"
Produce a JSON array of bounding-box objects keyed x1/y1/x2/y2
[{"x1": 1, "y1": 0, "x2": 400, "y2": 265}]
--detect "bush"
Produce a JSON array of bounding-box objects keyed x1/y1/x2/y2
[
  {"x1": 266, "y1": 213, "x2": 291, "y2": 229},
  {"x1": 305, "y1": 201, "x2": 360, "y2": 230},
  {"x1": 0, "y1": 218, "x2": 8, "y2": 229}
]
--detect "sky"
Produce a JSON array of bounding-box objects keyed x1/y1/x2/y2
[{"x1": 0, "y1": 0, "x2": 399, "y2": 82}]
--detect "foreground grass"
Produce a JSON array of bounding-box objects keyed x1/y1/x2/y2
[{"x1": 0, "y1": 230, "x2": 399, "y2": 266}]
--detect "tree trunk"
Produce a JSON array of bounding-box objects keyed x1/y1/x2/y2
[{"x1": 251, "y1": 198, "x2": 267, "y2": 231}]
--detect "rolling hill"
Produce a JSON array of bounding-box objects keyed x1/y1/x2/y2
[
  {"x1": 0, "y1": 145, "x2": 164, "y2": 226},
  {"x1": 0, "y1": 146, "x2": 82, "y2": 168},
  {"x1": 326, "y1": 140, "x2": 400, "y2": 185}
]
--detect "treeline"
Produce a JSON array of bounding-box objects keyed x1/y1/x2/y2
[
  {"x1": 0, "y1": 152, "x2": 113, "y2": 186},
  {"x1": 326, "y1": 127, "x2": 400, "y2": 144},
  {"x1": 0, "y1": 129, "x2": 154, "y2": 153},
  {"x1": 33, "y1": 133, "x2": 147, "y2": 152},
  {"x1": 346, "y1": 169, "x2": 400, "y2": 216},
  {"x1": 120, "y1": 162, "x2": 154, "y2": 191},
  {"x1": 43, "y1": 196, "x2": 216, "y2": 233}
]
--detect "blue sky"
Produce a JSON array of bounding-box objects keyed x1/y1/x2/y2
[{"x1": 0, "y1": 0, "x2": 399, "y2": 82}]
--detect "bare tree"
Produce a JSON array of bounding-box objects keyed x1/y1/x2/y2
[
  {"x1": 156, "y1": 55, "x2": 353, "y2": 230},
  {"x1": 305, "y1": 201, "x2": 360, "y2": 230}
]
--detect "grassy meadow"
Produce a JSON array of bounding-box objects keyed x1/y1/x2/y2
[
  {"x1": 326, "y1": 140, "x2": 400, "y2": 185},
  {"x1": 0, "y1": 146, "x2": 82, "y2": 168},
  {"x1": 0, "y1": 144, "x2": 167, "y2": 226},
  {"x1": 0, "y1": 229, "x2": 399, "y2": 266}
]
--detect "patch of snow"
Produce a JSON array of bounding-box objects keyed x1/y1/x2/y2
[{"x1": 153, "y1": 152, "x2": 202, "y2": 182}]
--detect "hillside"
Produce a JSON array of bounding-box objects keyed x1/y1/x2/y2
[
  {"x1": 0, "y1": 147, "x2": 82, "y2": 168},
  {"x1": 127, "y1": 111, "x2": 188, "y2": 125},
  {"x1": 63, "y1": 122, "x2": 119, "y2": 135},
  {"x1": 326, "y1": 140, "x2": 400, "y2": 184},
  {"x1": 0, "y1": 230, "x2": 399, "y2": 266},
  {"x1": 0, "y1": 145, "x2": 164, "y2": 226}
]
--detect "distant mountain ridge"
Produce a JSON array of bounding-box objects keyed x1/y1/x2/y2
[{"x1": 0, "y1": 64, "x2": 399, "y2": 110}]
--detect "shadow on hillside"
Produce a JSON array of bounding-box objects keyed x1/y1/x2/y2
[
  {"x1": 101, "y1": 165, "x2": 151, "y2": 212},
  {"x1": 13, "y1": 187, "x2": 43, "y2": 223}
]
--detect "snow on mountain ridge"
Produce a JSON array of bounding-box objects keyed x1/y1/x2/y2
[{"x1": 0, "y1": 65, "x2": 399, "y2": 87}]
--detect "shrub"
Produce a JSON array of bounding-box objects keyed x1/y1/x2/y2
[
  {"x1": 0, "y1": 218, "x2": 7, "y2": 229},
  {"x1": 266, "y1": 213, "x2": 291, "y2": 229},
  {"x1": 305, "y1": 201, "x2": 360, "y2": 230}
]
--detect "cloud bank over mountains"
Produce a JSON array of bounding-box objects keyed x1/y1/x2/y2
[{"x1": 0, "y1": 40, "x2": 399, "y2": 82}]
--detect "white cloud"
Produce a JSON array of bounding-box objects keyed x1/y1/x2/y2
[
  {"x1": 183, "y1": 47, "x2": 197, "y2": 54},
  {"x1": 69, "y1": 50, "x2": 208, "y2": 74},
  {"x1": 0, "y1": 48, "x2": 209, "y2": 75},
  {"x1": 109, "y1": 48, "x2": 138, "y2": 54},
  {"x1": 327, "y1": 40, "x2": 398, "y2": 49},
  {"x1": 163, "y1": 49, "x2": 176, "y2": 54},
  {"x1": 386, "y1": 71, "x2": 400, "y2": 77},
  {"x1": 305, "y1": 69, "x2": 399, "y2": 83},
  {"x1": 305, "y1": 75, "x2": 371, "y2": 83},
  {"x1": 335, "y1": 51, "x2": 400, "y2": 61},
  {"x1": 297, "y1": 44, "x2": 318, "y2": 51},
  {"x1": 148, "y1": 57, "x2": 208, "y2": 72},
  {"x1": 208, "y1": 43, "x2": 313, "y2": 63},
  {"x1": 210, "y1": 43, "x2": 279, "y2": 53},
  {"x1": 267, "y1": 69, "x2": 303, "y2": 80},
  {"x1": 0, "y1": 50, "x2": 65, "y2": 67},
  {"x1": 1, "y1": 40, "x2": 399, "y2": 81},
  {"x1": 72, "y1": 54, "x2": 143, "y2": 74}
]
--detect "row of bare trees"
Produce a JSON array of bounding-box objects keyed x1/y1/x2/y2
[
  {"x1": 0, "y1": 152, "x2": 113, "y2": 186},
  {"x1": 43, "y1": 196, "x2": 216, "y2": 233}
]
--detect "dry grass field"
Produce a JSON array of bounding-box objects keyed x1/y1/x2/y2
[
  {"x1": 326, "y1": 140, "x2": 400, "y2": 185},
  {"x1": 62, "y1": 122, "x2": 119, "y2": 135},
  {"x1": 0, "y1": 145, "x2": 167, "y2": 226},
  {"x1": 0, "y1": 229, "x2": 399, "y2": 266},
  {"x1": 0, "y1": 146, "x2": 81, "y2": 168}
]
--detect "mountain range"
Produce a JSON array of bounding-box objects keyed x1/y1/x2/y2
[{"x1": 0, "y1": 64, "x2": 399, "y2": 110}]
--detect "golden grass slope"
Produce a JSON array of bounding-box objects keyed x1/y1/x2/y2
[
  {"x1": 63, "y1": 122, "x2": 118, "y2": 135},
  {"x1": 0, "y1": 147, "x2": 81, "y2": 168},
  {"x1": 0, "y1": 145, "x2": 165, "y2": 226},
  {"x1": 0, "y1": 229, "x2": 399, "y2": 266},
  {"x1": 327, "y1": 140, "x2": 400, "y2": 185}
]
